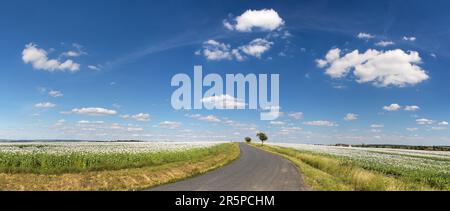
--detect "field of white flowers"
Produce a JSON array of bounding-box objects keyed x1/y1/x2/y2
[
  {"x1": 271, "y1": 143, "x2": 450, "y2": 189},
  {"x1": 0, "y1": 141, "x2": 225, "y2": 174},
  {"x1": 0, "y1": 142, "x2": 221, "y2": 155},
  {"x1": 271, "y1": 143, "x2": 450, "y2": 174}
]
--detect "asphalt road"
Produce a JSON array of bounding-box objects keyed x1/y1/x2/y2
[{"x1": 149, "y1": 143, "x2": 309, "y2": 191}]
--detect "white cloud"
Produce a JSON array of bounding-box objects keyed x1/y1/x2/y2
[
  {"x1": 383, "y1": 104, "x2": 402, "y2": 111},
  {"x1": 403, "y1": 36, "x2": 417, "y2": 42},
  {"x1": 122, "y1": 113, "x2": 151, "y2": 122},
  {"x1": 239, "y1": 38, "x2": 273, "y2": 58},
  {"x1": 270, "y1": 121, "x2": 285, "y2": 126},
  {"x1": 375, "y1": 41, "x2": 395, "y2": 47},
  {"x1": 406, "y1": 128, "x2": 418, "y2": 132},
  {"x1": 224, "y1": 9, "x2": 285, "y2": 32},
  {"x1": 201, "y1": 40, "x2": 232, "y2": 61},
  {"x1": 357, "y1": 32, "x2": 375, "y2": 39},
  {"x1": 404, "y1": 105, "x2": 420, "y2": 111},
  {"x1": 154, "y1": 121, "x2": 182, "y2": 129},
  {"x1": 438, "y1": 121, "x2": 449, "y2": 126},
  {"x1": 344, "y1": 113, "x2": 358, "y2": 121},
  {"x1": 61, "y1": 43, "x2": 87, "y2": 58},
  {"x1": 201, "y1": 94, "x2": 246, "y2": 109},
  {"x1": 199, "y1": 39, "x2": 273, "y2": 61},
  {"x1": 61, "y1": 51, "x2": 81, "y2": 57},
  {"x1": 48, "y1": 90, "x2": 63, "y2": 98},
  {"x1": 70, "y1": 107, "x2": 117, "y2": 116},
  {"x1": 416, "y1": 118, "x2": 434, "y2": 125},
  {"x1": 88, "y1": 65, "x2": 102, "y2": 71},
  {"x1": 303, "y1": 121, "x2": 337, "y2": 127},
  {"x1": 127, "y1": 127, "x2": 144, "y2": 132},
  {"x1": 316, "y1": 48, "x2": 429, "y2": 87},
  {"x1": 288, "y1": 112, "x2": 304, "y2": 120},
  {"x1": 188, "y1": 114, "x2": 221, "y2": 123},
  {"x1": 22, "y1": 43, "x2": 80, "y2": 72},
  {"x1": 371, "y1": 124, "x2": 384, "y2": 128},
  {"x1": 34, "y1": 102, "x2": 56, "y2": 109}
]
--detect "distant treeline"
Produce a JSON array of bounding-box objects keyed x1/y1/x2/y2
[{"x1": 333, "y1": 144, "x2": 450, "y2": 151}]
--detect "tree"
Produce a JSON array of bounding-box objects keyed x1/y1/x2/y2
[
  {"x1": 245, "y1": 137, "x2": 252, "y2": 143},
  {"x1": 256, "y1": 132, "x2": 268, "y2": 146}
]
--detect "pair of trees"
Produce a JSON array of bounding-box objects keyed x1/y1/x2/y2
[{"x1": 245, "y1": 132, "x2": 268, "y2": 146}]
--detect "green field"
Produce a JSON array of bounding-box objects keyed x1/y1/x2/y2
[{"x1": 0, "y1": 143, "x2": 240, "y2": 191}]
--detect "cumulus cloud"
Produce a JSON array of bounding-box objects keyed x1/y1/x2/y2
[
  {"x1": 154, "y1": 121, "x2": 182, "y2": 129},
  {"x1": 383, "y1": 104, "x2": 402, "y2": 111},
  {"x1": 239, "y1": 38, "x2": 273, "y2": 58},
  {"x1": 316, "y1": 48, "x2": 429, "y2": 87},
  {"x1": 200, "y1": 40, "x2": 233, "y2": 61},
  {"x1": 357, "y1": 32, "x2": 375, "y2": 39},
  {"x1": 201, "y1": 94, "x2": 246, "y2": 109},
  {"x1": 288, "y1": 112, "x2": 304, "y2": 120},
  {"x1": 224, "y1": 9, "x2": 285, "y2": 32},
  {"x1": 404, "y1": 105, "x2": 420, "y2": 111},
  {"x1": 121, "y1": 113, "x2": 151, "y2": 122},
  {"x1": 303, "y1": 121, "x2": 337, "y2": 127},
  {"x1": 69, "y1": 107, "x2": 117, "y2": 116},
  {"x1": 344, "y1": 113, "x2": 359, "y2": 121},
  {"x1": 34, "y1": 102, "x2": 56, "y2": 109},
  {"x1": 199, "y1": 39, "x2": 273, "y2": 61},
  {"x1": 48, "y1": 90, "x2": 63, "y2": 98},
  {"x1": 22, "y1": 43, "x2": 80, "y2": 72},
  {"x1": 375, "y1": 41, "x2": 395, "y2": 47}
]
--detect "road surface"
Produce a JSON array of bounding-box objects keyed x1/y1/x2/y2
[{"x1": 149, "y1": 143, "x2": 309, "y2": 191}]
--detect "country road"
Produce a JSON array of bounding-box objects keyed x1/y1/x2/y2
[{"x1": 149, "y1": 143, "x2": 310, "y2": 191}]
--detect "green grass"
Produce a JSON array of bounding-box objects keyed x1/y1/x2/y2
[
  {"x1": 251, "y1": 144, "x2": 440, "y2": 191},
  {"x1": 0, "y1": 143, "x2": 234, "y2": 174},
  {"x1": 0, "y1": 143, "x2": 240, "y2": 191}
]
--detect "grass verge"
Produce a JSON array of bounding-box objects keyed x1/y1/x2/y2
[
  {"x1": 0, "y1": 143, "x2": 240, "y2": 191},
  {"x1": 250, "y1": 144, "x2": 435, "y2": 191}
]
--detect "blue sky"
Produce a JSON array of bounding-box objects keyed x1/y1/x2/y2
[{"x1": 1, "y1": 0, "x2": 450, "y2": 145}]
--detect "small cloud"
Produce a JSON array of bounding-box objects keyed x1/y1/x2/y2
[
  {"x1": 68, "y1": 107, "x2": 117, "y2": 116},
  {"x1": 121, "y1": 113, "x2": 151, "y2": 122},
  {"x1": 88, "y1": 65, "x2": 103, "y2": 71},
  {"x1": 375, "y1": 41, "x2": 395, "y2": 47},
  {"x1": 403, "y1": 36, "x2": 417, "y2": 42},
  {"x1": 383, "y1": 104, "x2": 402, "y2": 111},
  {"x1": 270, "y1": 121, "x2": 285, "y2": 126},
  {"x1": 288, "y1": 112, "x2": 304, "y2": 120},
  {"x1": 416, "y1": 118, "x2": 434, "y2": 125},
  {"x1": 187, "y1": 114, "x2": 221, "y2": 123},
  {"x1": 357, "y1": 32, "x2": 375, "y2": 39},
  {"x1": 404, "y1": 105, "x2": 420, "y2": 111},
  {"x1": 34, "y1": 102, "x2": 56, "y2": 109},
  {"x1": 154, "y1": 121, "x2": 182, "y2": 129},
  {"x1": 201, "y1": 94, "x2": 246, "y2": 109},
  {"x1": 371, "y1": 124, "x2": 384, "y2": 128},
  {"x1": 438, "y1": 121, "x2": 449, "y2": 126},
  {"x1": 406, "y1": 128, "x2": 418, "y2": 132},
  {"x1": 48, "y1": 90, "x2": 63, "y2": 98},
  {"x1": 344, "y1": 113, "x2": 358, "y2": 121},
  {"x1": 303, "y1": 120, "x2": 337, "y2": 127}
]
